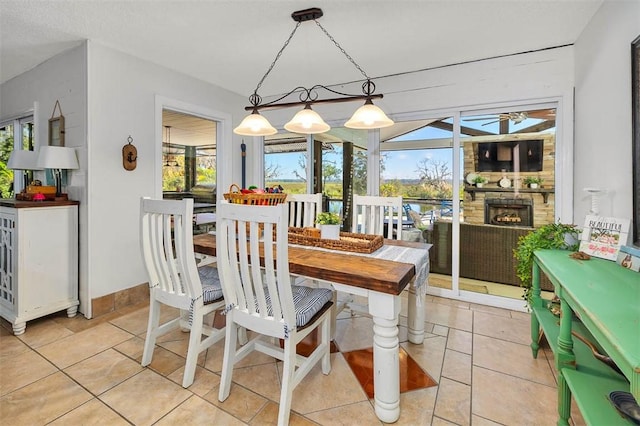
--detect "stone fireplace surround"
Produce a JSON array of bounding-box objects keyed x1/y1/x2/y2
[{"x1": 462, "y1": 132, "x2": 556, "y2": 227}]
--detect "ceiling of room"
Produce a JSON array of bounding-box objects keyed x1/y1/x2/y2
[{"x1": 1, "y1": 0, "x2": 603, "y2": 100}]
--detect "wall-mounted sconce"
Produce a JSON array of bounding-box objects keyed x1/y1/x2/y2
[{"x1": 122, "y1": 135, "x2": 137, "y2": 171}]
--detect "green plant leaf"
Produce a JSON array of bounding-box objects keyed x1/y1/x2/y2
[
  {"x1": 316, "y1": 212, "x2": 341, "y2": 225},
  {"x1": 513, "y1": 223, "x2": 579, "y2": 307}
]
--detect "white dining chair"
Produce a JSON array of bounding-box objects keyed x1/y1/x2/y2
[
  {"x1": 286, "y1": 192, "x2": 323, "y2": 228},
  {"x1": 340, "y1": 195, "x2": 404, "y2": 315},
  {"x1": 216, "y1": 202, "x2": 333, "y2": 426},
  {"x1": 139, "y1": 197, "x2": 225, "y2": 388},
  {"x1": 286, "y1": 192, "x2": 324, "y2": 286},
  {"x1": 352, "y1": 194, "x2": 404, "y2": 240}
]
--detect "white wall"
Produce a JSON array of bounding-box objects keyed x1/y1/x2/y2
[
  {"x1": 0, "y1": 44, "x2": 87, "y2": 187},
  {"x1": 574, "y1": 1, "x2": 640, "y2": 234},
  {"x1": 1, "y1": 41, "x2": 247, "y2": 316},
  {"x1": 0, "y1": 43, "x2": 89, "y2": 308},
  {"x1": 86, "y1": 42, "x2": 245, "y2": 313}
]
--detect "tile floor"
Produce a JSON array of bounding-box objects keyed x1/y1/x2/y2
[{"x1": 0, "y1": 290, "x2": 587, "y2": 425}]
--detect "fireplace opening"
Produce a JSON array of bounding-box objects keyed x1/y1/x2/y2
[{"x1": 485, "y1": 198, "x2": 533, "y2": 227}]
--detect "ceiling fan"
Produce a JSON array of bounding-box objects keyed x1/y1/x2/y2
[{"x1": 464, "y1": 109, "x2": 556, "y2": 126}]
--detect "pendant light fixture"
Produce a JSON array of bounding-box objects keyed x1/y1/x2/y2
[
  {"x1": 163, "y1": 125, "x2": 179, "y2": 167},
  {"x1": 233, "y1": 7, "x2": 394, "y2": 136}
]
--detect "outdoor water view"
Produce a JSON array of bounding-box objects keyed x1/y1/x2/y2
[
  {"x1": 265, "y1": 146, "x2": 459, "y2": 222},
  {"x1": 264, "y1": 120, "x2": 462, "y2": 225}
]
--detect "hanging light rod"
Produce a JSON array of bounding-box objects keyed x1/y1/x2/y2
[
  {"x1": 243, "y1": 85, "x2": 383, "y2": 112},
  {"x1": 234, "y1": 7, "x2": 394, "y2": 136}
]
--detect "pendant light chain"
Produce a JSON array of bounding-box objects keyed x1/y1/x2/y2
[
  {"x1": 252, "y1": 21, "x2": 302, "y2": 98},
  {"x1": 314, "y1": 20, "x2": 370, "y2": 81}
]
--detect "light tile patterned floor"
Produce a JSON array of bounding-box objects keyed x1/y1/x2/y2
[{"x1": 0, "y1": 292, "x2": 583, "y2": 425}]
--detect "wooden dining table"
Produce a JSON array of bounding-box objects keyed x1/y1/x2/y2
[{"x1": 193, "y1": 233, "x2": 430, "y2": 423}]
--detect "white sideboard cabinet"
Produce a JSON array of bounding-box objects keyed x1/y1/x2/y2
[{"x1": 0, "y1": 200, "x2": 79, "y2": 335}]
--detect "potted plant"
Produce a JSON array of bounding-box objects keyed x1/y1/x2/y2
[
  {"x1": 523, "y1": 176, "x2": 543, "y2": 188},
  {"x1": 316, "y1": 212, "x2": 341, "y2": 240},
  {"x1": 513, "y1": 222, "x2": 580, "y2": 307},
  {"x1": 472, "y1": 175, "x2": 488, "y2": 188}
]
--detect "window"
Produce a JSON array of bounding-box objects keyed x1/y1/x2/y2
[{"x1": 0, "y1": 115, "x2": 35, "y2": 197}]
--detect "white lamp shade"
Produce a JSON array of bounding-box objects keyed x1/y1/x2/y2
[
  {"x1": 7, "y1": 150, "x2": 43, "y2": 170},
  {"x1": 344, "y1": 101, "x2": 394, "y2": 129},
  {"x1": 37, "y1": 146, "x2": 79, "y2": 170},
  {"x1": 233, "y1": 112, "x2": 278, "y2": 136},
  {"x1": 284, "y1": 106, "x2": 331, "y2": 134}
]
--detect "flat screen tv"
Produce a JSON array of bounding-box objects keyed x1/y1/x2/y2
[{"x1": 477, "y1": 140, "x2": 543, "y2": 172}]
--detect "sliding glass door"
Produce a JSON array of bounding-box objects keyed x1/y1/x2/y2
[
  {"x1": 375, "y1": 105, "x2": 558, "y2": 304},
  {"x1": 458, "y1": 106, "x2": 557, "y2": 301}
]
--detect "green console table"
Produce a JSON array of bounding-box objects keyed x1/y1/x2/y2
[{"x1": 530, "y1": 249, "x2": 639, "y2": 426}]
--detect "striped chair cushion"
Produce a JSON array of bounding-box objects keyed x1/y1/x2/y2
[
  {"x1": 291, "y1": 286, "x2": 333, "y2": 327},
  {"x1": 260, "y1": 285, "x2": 333, "y2": 327},
  {"x1": 198, "y1": 266, "x2": 223, "y2": 303}
]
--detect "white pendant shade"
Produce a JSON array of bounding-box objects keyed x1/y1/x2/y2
[
  {"x1": 284, "y1": 106, "x2": 331, "y2": 134},
  {"x1": 234, "y1": 112, "x2": 277, "y2": 136},
  {"x1": 344, "y1": 101, "x2": 394, "y2": 129}
]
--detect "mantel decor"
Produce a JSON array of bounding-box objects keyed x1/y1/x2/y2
[
  {"x1": 48, "y1": 100, "x2": 65, "y2": 147},
  {"x1": 632, "y1": 35, "x2": 640, "y2": 246},
  {"x1": 463, "y1": 186, "x2": 555, "y2": 203},
  {"x1": 233, "y1": 7, "x2": 394, "y2": 137}
]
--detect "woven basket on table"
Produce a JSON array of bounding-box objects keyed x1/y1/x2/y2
[
  {"x1": 287, "y1": 227, "x2": 384, "y2": 254},
  {"x1": 223, "y1": 184, "x2": 287, "y2": 206}
]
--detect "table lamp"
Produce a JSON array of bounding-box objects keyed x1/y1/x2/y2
[
  {"x1": 36, "y1": 146, "x2": 79, "y2": 198},
  {"x1": 7, "y1": 150, "x2": 43, "y2": 193}
]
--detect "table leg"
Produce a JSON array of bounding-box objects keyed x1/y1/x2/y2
[
  {"x1": 369, "y1": 292, "x2": 401, "y2": 423},
  {"x1": 407, "y1": 282, "x2": 425, "y2": 344},
  {"x1": 530, "y1": 262, "x2": 542, "y2": 358},
  {"x1": 556, "y1": 291, "x2": 574, "y2": 426}
]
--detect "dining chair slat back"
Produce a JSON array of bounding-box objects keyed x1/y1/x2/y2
[
  {"x1": 286, "y1": 193, "x2": 323, "y2": 228},
  {"x1": 216, "y1": 201, "x2": 333, "y2": 426},
  {"x1": 352, "y1": 195, "x2": 404, "y2": 240},
  {"x1": 139, "y1": 197, "x2": 225, "y2": 388}
]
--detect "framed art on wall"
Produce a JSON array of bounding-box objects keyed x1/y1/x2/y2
[
  {"x1": 632, "y1": 35, "x2": 640, "y2": 246},
  {"x1": 48, "y1": 100, "x2": 65, "y2": 147}
]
